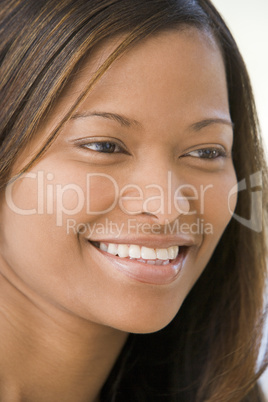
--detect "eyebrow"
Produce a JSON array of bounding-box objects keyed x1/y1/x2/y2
[
  {"x1": 71, "y1": 111, "x2": 233, "y2": 131},
  {"x1": 190, "y1": 118, "x2": 234, "y2": 131},
  {"x1": 71, "y1": 111, "x2": 140, "y2": 128}
]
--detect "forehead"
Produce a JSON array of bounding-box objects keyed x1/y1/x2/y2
[
  {"x1": 73, "y1": 28, "x2": 222, "y2": 90},
  {"x1": 35, "y1": 27, "x2": 228, "y2": 144},
  {"x1": 52, "y1": 28, "x2": 224, "y2": 109}
]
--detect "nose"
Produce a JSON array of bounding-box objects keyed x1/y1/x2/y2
[{"x1": 118, "y1": 167, "x2": 190, "y2": 226}]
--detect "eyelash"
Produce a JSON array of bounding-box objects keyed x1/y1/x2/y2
[
  {"x1": 81, "y1": 141, "x2": 128, "y2": 154},
  {"x1": 183, "y1": 147, "x2": 227, "y2": 160},
  {"x1": 81, "y1": 140, "x2": 226, "y2": 160}
]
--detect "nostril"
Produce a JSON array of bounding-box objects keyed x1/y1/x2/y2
[{"x1": 141, "y1": 211, "x2": 157, "y2": 217}]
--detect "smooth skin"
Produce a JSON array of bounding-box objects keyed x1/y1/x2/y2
[{"x1": 0, "y1": 28, "x2": 237, "y2": 401}]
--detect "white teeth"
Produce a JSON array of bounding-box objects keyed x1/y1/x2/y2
[
  {"x1": 141, "y1": 246, "x2": 156, "y2": 260},
  {"x1": 117, "y1": 244, "x2": 129, "y2": 258},
  {"x1": 168, "y1": 246, "x2": 178, "y2": 259},
  {"x1": 107, "y1": 243, "x2": 118, "y2": 255},
  {"x1": 129, "y1": 245, "x2": 141, "y2": 259},
  {"x1": 97, "y1": 242, "x2": 180, "y2": 262},
  {"x1": 100, "y1": 243, "x2": 108, "y2": 252},
  {"x1": 156, "y1": 248, "x2": 169, "y2": 260}
]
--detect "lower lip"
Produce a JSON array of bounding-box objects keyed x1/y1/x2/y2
[{"x1": 89, "y1": 242, "x2": 186, "y2": 285}]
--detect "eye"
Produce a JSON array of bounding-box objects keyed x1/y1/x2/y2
[
  {"x1": 183, "y1": 147, "x2": 227, "y2": 160},
  {"x1": 81, "y1": 141, "x2": 126, "y2": 154}
]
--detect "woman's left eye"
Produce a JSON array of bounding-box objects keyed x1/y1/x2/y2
[
  {"x1": 184, "y1": 147, "x2": 226, "y2": 159},
  {"x1": 82, "y1": 141, "x2": 123, "y2": 153}
]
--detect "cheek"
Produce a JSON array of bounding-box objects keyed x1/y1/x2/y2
[
  {"x1": 6, "y1": 168, "x2": 120, "y2": 227},
  {"x1": 188, "y1": 166, "x2": 237, "y2": 226},
  {"x1": 4, "y1": 174, "x2": 40, "y2": 213},
  {"x1": 47, "y1": 168, "x2": 119, "y2": 225},
  {"x1": 0, "y1": 180, "x2": 82, "y2": 303},
  {"x1": 206, "y1": 175, "x2": 237, "y2": 230},
  {"x1": 55, "y1": 173, "x2": 120, "y2": 232},
  {"x1": 193, "y1": 170, "x2": 237, "y2": 258}
]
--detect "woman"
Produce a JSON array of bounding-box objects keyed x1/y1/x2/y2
[{"x1": 0, "y1": 0, "x2": 267, "y2": 401}]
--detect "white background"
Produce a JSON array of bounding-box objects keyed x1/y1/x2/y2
[
  {"x1": 212, "y1": 0, "x2": 268, "y2": 398},
  {"x1": 213, "y1": 0, "x2": 268, "y2": 152}
]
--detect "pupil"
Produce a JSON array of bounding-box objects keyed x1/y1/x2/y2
[
  {"x1": 101, "y1": 142, "x2": 115, "y2": 152},
  {"x1": 199, "y1": 149, "x2": 218, "y2": 158}
]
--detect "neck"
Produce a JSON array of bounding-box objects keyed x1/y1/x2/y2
[{"x1": 0, "y1": 274, "x2": 128, "y2": 402}]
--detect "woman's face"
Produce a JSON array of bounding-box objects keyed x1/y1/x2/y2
[{"x1": 0, "y1": 29, "x2": 237, "y2": 333}]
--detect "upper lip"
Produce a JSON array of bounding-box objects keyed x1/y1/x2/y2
[{"x1": 87, "y1": 234, "x2": 199, "y2": 249}]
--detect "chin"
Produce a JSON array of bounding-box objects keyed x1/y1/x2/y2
[{"x1": 104, "y1": 305, "x2": 181, "y2": 335}]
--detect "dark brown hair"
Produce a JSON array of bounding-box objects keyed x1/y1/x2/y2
[{"x1": 0, "y1": 0, "x2": 267, "y2": 401}]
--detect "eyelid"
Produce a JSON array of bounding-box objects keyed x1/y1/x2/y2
[
  {"x1": 189, "y1": 148, "x2": 225, "y2": 156},
  {"x1": 181, "y1": 144, "x2": 228, "y2": 159},
  {"x1": 73, "y1": 136, "x2": 129, "y2": 153},
  {"x1": 73, "y1": 136, "x2": 124, "y2": 146}
]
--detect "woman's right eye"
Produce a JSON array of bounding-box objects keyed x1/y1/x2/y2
[{"x1": 81, "y1": 141, "x2": 126, "y2": 154}]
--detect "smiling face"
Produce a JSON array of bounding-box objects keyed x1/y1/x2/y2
[{"x1": 0, "y1": 28, "x2": 237, "y2": 333}]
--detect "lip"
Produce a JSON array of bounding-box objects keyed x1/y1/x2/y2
[
  {"x1": 87, "y1": 240, "x2": 189, "y2": 285},
  {"x1": 85, "y1": 233, "x2": 198, "y2": 249}
]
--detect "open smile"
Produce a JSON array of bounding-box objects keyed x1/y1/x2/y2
[
  {"x1": 89, "y1": 240, "x2": 190, "y2": 285},
  {"x1": 92, "y1": 241, "x2": 180, "y2": 264}
]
